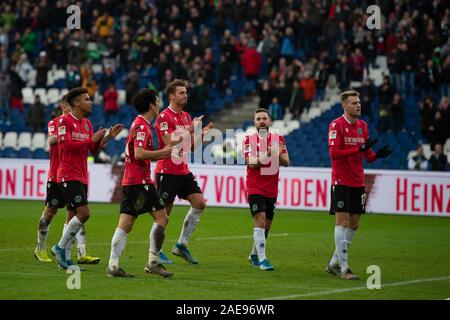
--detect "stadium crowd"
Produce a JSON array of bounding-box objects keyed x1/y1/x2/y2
[{"x1": 0, "y1": 0, "x2": 449, "y2": 170}]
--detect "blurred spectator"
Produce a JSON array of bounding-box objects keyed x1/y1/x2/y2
[
  {"x1": 125, "y1": 71, "x2": 140, "y2": 105},
  {"x1": 35, "y1": 51, "x2": 50, "y2": 88},
  {"x1": 218, "y1": 53, "x2": 232, "y2": 93},
  {"x1": 428, "y1": 144, "x2": 448, "y2": 171},
  {"x1": 348, "y1": 47, "x2": 366, "y2": 82},
  {"x1": 258, "y1": 79, "x2": 272, "y2": 109},
  {"x1": 315, "y1": 61, "x2": 328, "y2": 101},
  {"x1": 335, "y1": 54, "x2": 352, "y2": 90},
  {"x1": 187, "y1": 77, "x2": 208, "y2": 115},
  {"x1": 66, "y1": 65, "x2": 82, "y2": 89},
  {"x1": 441, "y1": 55, "x2": 450, "y2": 98},
  {"x1": 378, "y1": 104, "x2": 390, "y2": 133},
  {"x1": 359, "y1": 78, "x2": 375, "y2": 119},
  {"x1": 391, "y1": 94, "x2": 404, "y2": 133},
  {"x1": 9, "y1": 66, "x2": 24, "y2": 113},
  {"x1": 95, "y1": 12, "x2": 114, "y2": 38},
  {"x1": 103, "y1": 84, "x2": 119, "y2": 125},
  {"x1": 81, "y1": 64, "x2": 98, "y2": 97},
  {"x1": 288, "y1": 79, "x2": 304, "y2": 120},
  {"x1": 408, "y1": 145, "x2": 429, "y2": 170},
  {"x1": 268, "y1": 96, "x2": 283, "y2": 120},
  {"x1": 428, "y1": 111, "x2": 447, "y2": 150},
  {"x1": 28, "y1": 95, "x2": 45, "y2": 133},
  {"x1": 300, "y1": 71, "x2": 316, "y2": 111},
  {"x1": 0, "y1": 71, "x2": 11, "y2": 124},
  {"x1": 419, "y1": 96, "x2": 436, "y2": 142},
  {"x1": 379, "y1": 76, "x2": 395, "y2": 106},
  {"x1": 240, "y1": 38, "x2": 262, "y2": 83},
  {"x1": 15, "y1": 53, "x2": 33, "y2": 84}
]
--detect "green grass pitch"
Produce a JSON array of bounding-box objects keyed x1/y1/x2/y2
[{"x1": 0, "y1": 199, "x2": 449, "y2": 300}]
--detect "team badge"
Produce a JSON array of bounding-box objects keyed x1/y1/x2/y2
[
  {"x1": 357, "y1": 128, "x2": 363, "y2": 135},
  {"x1": 184, "y1": 116, "x2": 188, "y2": 123},
  {"x1": 137, "y1": 132, "x2": 146, "y2": 141},
  {"x1": 162, "y1": 192, "x2": 169, "y2": 199},
  {"x1": 84, "y1": 123, "x2": 89, "y2": 131},
  {"x1": 75, "y1": 195, "x2": 82, "y2": 203},
  {"x1": 337, "y1": 201, "x2": 345, "y2": 209},
  {"x1": 252, "y1": 204, "x2": 258, "y2": 212},
  {"x1": 51, "y1": 199, "x2": 59, "y2": 206}
]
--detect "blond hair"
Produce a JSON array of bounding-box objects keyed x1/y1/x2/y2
[{"x1": 339, "y1": 90, "x2": 360, "y2": 103}]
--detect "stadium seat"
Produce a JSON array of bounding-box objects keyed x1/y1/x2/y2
[
  {"x1": 2, "y1": 132, "x2": 18, "y2": 158},
  {"x1": 18, "y1": 132, "x2": 32, "y2": 158},
  {"x1": 47, "y1": 88, "x2": 60, "y2": 104},
  {"x1": 22, "y1": 88, "x2": 34, "y2": 104},
  {"x1": 31, "y1": 132, "x2": 46, "y2": 151},
  {"x1": 34, "y1": 88, "x2": 48, "y2": 104}
]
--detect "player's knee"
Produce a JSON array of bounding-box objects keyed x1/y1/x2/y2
[
  {"x1": 194, "y1": 200, "x2": 206, "y2": 212},
  {"x1": 44, "y1": 207, "x2": 57, "y2": 221},
  {"x1": 350, "y1": 223, "x2": 359, "y2": 231}
]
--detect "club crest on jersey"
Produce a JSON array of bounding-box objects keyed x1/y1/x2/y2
[
  {"x1": 184, "y1": 116, "x2": 188, "y2": 122},
  {"x1": 137, "y1": 132, "x2": 146, "y2": 141},
  {"x1": 58, "y1": 126, "x2": 66, "y2": 135},
  {"x1": 84, "y1": 123, "x2": 89, "y2": 131},
  {"x1": 160, "y1": 122, "x2": 168, "y2": 131},
  {"x1": 329, "y1": 130, "x2": 337, "y2": 139},
  {"x1": 358, "y1": 128, "x2": 363, "y2": 135}
]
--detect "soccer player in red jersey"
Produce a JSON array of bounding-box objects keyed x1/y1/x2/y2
[
  {"x1": 154, "y1": 79, "x2": 213, "y2": 264},
  {"x1": 326, "y1": 90, "x2": 392, "y2": 280},
  {"x1": 106, "y1": 89, "x2": 176, "y2": 278},
  {"x1": 243, "y1": 108, "x2": 289, "y2": 271},
  {"x1": 34, "y1": 95, "x2": 99, "y2": 265},
  {"x1": 51, "y1": 87, "x2": 123, "y2": 270}
]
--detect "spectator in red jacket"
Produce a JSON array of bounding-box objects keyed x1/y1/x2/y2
[
  {"x1": 103, "y1": 83, "x2": 119, "y2": 125},
  {"x1": 240, "y1": 38, "x2": 262, "y2": 82},
  {"x1": 300, "y1": 71, "x2": 316, "y2": 111}
]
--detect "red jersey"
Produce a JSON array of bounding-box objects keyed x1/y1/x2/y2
[
  {"x1": 154, "y1": 106, "x2": 191, "y2": 175},
  {"x1": 328, "y1": 115, "x2": 376, "y2": 187},
  {"x1": 47, "y1": 116, "x2": 62, "y2": 182},
  {"x1": 243, "y1": 132, "x2": 287, "y2": 198},
  {"x1": 122, "y1": 115, "x2": 154, "y2": 186},
  {"x1": 57, "y1": 113, "x2": 99, "y2": 185}
]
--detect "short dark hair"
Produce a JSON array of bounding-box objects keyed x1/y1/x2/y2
[
  {"x1": 254, "y1": 108, "x2": 271, "y2": 118},
  {"x1": 132, "y1": 88, "x2": 158, "y2": 114},
  {"x1": 60, "y1": 93, "x2": 68, "y2": 105},
  {"x1": 65, "y1": 87, "x2": 88, "y2": 107},
  {"x1": 166, "y1": 79, "x2": 187, "y2": 97},
  {"x1": 339, "y1": 90, "x2": 359, "y2": 103}
]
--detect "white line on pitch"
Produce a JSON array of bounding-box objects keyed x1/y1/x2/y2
[{"x1": 261, "y1": 276, "x2": 450, "y2": 300}]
